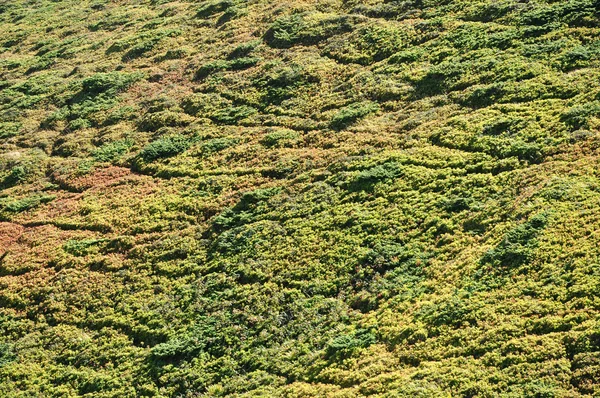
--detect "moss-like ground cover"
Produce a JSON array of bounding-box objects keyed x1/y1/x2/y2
[{"x1": 1, "y1": 0, "x2": 600, "y2": 396}]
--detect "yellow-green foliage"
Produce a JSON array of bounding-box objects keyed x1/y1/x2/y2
[{"x1": 0, "y1": 0, "x2": 600, "y2": 397}]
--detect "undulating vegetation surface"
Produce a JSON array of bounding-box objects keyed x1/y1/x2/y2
[{"x1": 1, "y1": 0, "x2": 600, "y2": 396}]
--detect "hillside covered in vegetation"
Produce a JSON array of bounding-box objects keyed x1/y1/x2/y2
[{"x1": 1, "y1": 0, "x2": 600, "y2": 396}]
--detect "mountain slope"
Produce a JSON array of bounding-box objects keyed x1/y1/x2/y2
[{"x1": 1, "y1": 0, "x2": 600, "y2": 396}]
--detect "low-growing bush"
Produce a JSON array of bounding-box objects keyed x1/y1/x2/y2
[
  {"x1": 138, "y1": 111, "x2": 194, "y2": 132},
  {"x1": 264, "y1": 12, "x2": 356, "y2": 49},
  {"x1": 4, "y1": 0, "x2": 600, "y2": 395},
  {"x1": 323, "y1": 24, "x2": 410, "y2": 65},
  {"x1": 348, "y1": 162, "x2": 403, "y2": 191},
  {"x1": 1, "y1": 194, "x2": 55, "y2": 213},
  {"x1": 260, "y1": 129, "x2": 299, "y2": 148},
  {"x1": 211, "y1": 105, "x2": 257, "y2": 125},
  {"x1": 463, "y1": 1, "x2": 520, "y2": 22},
  {"x1": 181, "y1": 93, "x2": 231, "y2": 116},
  {"x1": 79, "y1": 72, "x2": 143, "y2": 97},
  {"x1": 560, "y1": 102, "x2": 600, "y2": 130},
  {"x1": 150, "y1": 335, "x2": 202, "y2": 361},
  {"x1": 254, "y1": 64, "x2": 317, "y2": 106},
  {"x1": 92, "y1": 140, "x2": 133, "y2": 162},
  {"x1": 106, "y1": 29, "x2": 181, "y2": 61},
  {"x1": 480, "y1": 213, "x2": 548, "y2": 269},
  {"x1": 194, "y1": 57, "x2": 260, "y2": 80},
  {"x1": 156, "y1": 48, "x2": 188, "y2": 61},
  {"x1": 194, "y1": 60, "x2": 230, "y2": 80},
  {"x1": 330, "y1": 101, "x2": 379, "y2": 130},
  {"x1": 67, "y1": 118, "x2": 91, "y2": 131},
  {"x1": 197, "y1": 0, "x2": 239, "y2": 18},
  {"x1": 388, "y1": 48, "x2": 424, "y2": 64},
  {"x1": 104, "y1": 106, "x2": 137, "y2": 125},
  {"x1": 228, "y1": 57, "x2": 260, "y2": 70},
  {"x1": 0, "y1": 165, "x2": 27, "y2": 188},
  {"x1": 416, "y1": 294, "x2": 480, "y2": 328},
  {"x1": 519, "y1": 0, "x2": 600, "y2": 28},
  {"x1": 201, "y1": 137, "x2": 238, "y2": 155},
  {"x1": 0, "y1": 122, "x2": 20, "y2": 139},
  {"x1": 122, "y1": 40, "x2": 160, "y2": 61},
  {"x1": 351, "y1": 1, "x2": 420, "y2": 19},
  {"x1": 560, "y1": 43, "x2": 600, "y2": 70},
  {"x1": 326, "y1": 328, "x2": 376, "y2": 359},
  {"x1": 228, "y1": 40, "x2": 260, "y2": 59},
  {"x1": 0, "y1": 343, "x2": 16, "y2": 367},
  {"x1": 139, "y1": 135, "x2": 192, "y2": 162},
  {"x1": 63, "y1": 238, "x2": 109, "y2": 256},
  {"x1": 40, "y1": 72, "x2": 145, "y2": 131}
]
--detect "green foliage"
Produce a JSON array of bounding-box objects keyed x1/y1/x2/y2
[
  {"x1": 260, "y1": 129, "x2": 299, "y2": 148},
  {"x1": 265, "y1": 12, "x2": 355, "y2": 48},
  {"x1": 228, "y1": 40, "x2": 260, "y2": 59},
  {"x1": 195, "y1": 57, "x2": 260, "y2": 80},
  {"x1": 197, "y1": 0, "x2": 245, "y2": 21},
  {"x1": 150, "y1": 334, "x2": 201, "y2": 360},
  {"x1": 79, "y1": 72, "x2": 143, "y2": 96},
  {"x1": 416, "y1": 293, "x2": 480, "y2": 328},
  {"x1": 0, "y1": 165, "x2": 28, "y2": 188},
  {"x1": 254, "y1": 63, "x2": 317, "y2": 106},
  {"x1": 351, "y1": 0, "x2": 421, "y2": 19},
  {"x1": 63, "y1": 238, "x2": 109, "y2": 256},
  {"x1": 92, "y1": 140, "x2": 133, "y2": 163},
  {"x1": 211, "y1": 105, "x2": 257, "y2": 125},
  {"x1": 212, "y1": 187, "x2": 281, "y2": 231},
  {"x1": 0, "y1": 343, "x2": 16, "y2": 367},
  {"x1": 560, "y1": 41, "x2": 600, "y2": 70},
  {"x1": 2, "y1": 0, "x2": 600, "y2": 396},
  {"x1": 560, "y1": 101, "x2": 600, "y2": 130},
  {"x1": 326, "y1": 328, "x2": 376, "y2": 359},
  {"x1": 519, "y1": 0, "x2": 600, "y2": 28},
  {"x1": 107, "y1": 29, "x2": 181, "y2": 61},
  {"x1": 330, "y1": 101, "x2": 379, "y2": 130},
  {"x1": 139, "y1": 135, "x2": 192, "y2": 162},
  {"x1": 349, "y1": 162, "x2": 403, "y2": 191},
  {"x1": 201, "y1": 137, "x2": 238, "y2": 154},
  {"x1": 105, "y1": 105, "x2": 137, "y2": 125},
  {"x1": 138, "y1": 110, "x2": 194, "y2": 131},
  {"x1": 324, "y1": 24, "x2": 410, "y2": 65},
  {"x1": 0, "y1": 122, "x2": 20, "y2": 139},
  {"x1": 481, "y1": 213, "x2": 548, "y2": 269},
  {"x1": 67, "y1": 117, "x2": 91, "y2": 131},
  {"x1": 195, "y1": 60, "x2": 231, "y2": 80},
  {"x1": 181, "y1": 93, "x2": 229, "y2": 116},
  {"x1": 227, "y1": 57, "x2": 260, "y2": 70},
  {"x1": 38, "y1": 72, "x2": 143, "y2": 131},
  {"x1": 1, "y1": 194, "x2": 55, "y2": 213}
]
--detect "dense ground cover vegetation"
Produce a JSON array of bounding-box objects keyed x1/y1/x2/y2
[{"x1": 1, "y1": 0, "x2": 600, "y2": 396}]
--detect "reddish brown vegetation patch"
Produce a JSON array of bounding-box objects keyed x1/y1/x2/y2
[
  {"x1": 52, "y1": 166, "x2": 137, "y2": 192},
  {"x1": 0, "y1": 222, "x2": 24, "y2": 257},
  {"x1": 0, "y1": 224, "x2": 77, "y2": 273}
]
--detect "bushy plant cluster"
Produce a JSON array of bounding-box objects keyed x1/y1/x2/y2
[{"x1": 139, "y1": 135, "x2": 192, "y2": 162}]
